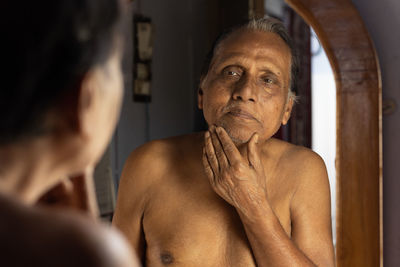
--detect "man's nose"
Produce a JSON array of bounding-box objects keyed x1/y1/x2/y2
[{"x1": 232, "y1": 76, "x2": 257, "y2": 102}]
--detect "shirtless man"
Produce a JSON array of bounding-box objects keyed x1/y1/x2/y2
[{"x1": 113, "y1": 18, "x2": 335, "y2": 266}]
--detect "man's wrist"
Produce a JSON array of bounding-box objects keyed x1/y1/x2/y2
[{"x1": 236, "y1": 195, "x2": 275, "y2": 224}]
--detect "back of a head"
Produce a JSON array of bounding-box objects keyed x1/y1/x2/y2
[{"x1": 1, "y1": 0, "x2": 122, "y2": 145}]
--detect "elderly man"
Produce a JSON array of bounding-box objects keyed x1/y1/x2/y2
[{"x1": 113, "y1": 18, "x2": 335, "y2": 266}]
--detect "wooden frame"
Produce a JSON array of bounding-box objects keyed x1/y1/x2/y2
[{"x1": 284, "y1": 0, "x2": 382, "y2": 266}]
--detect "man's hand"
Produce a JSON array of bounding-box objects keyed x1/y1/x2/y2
[{"x1": 202, "y1": 125, "x2": 268, "y2": 218}]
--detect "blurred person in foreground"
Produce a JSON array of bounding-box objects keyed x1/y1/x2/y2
[{"x1": 0, "y1": 0, "x2": 140, "y2": 266}]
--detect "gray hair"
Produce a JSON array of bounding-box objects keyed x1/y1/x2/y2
[{"x1": 200, "y1": 17, "x2": 299, "y2": 102}]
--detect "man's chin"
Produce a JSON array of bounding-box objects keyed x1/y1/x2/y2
[{"x1": 221, "y1": 127, "x2": 253, "y2": 146}]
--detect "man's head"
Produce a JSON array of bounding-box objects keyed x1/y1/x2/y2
[
  {"x1": 198, "y1": 18, "x2": 297, "y2": 144},
  {"x1": 1, "y1": 0, "x2": 124, "y2": 168},
  {"x1": 201, "y1": 18, "x2": 299, "y2": 100}
]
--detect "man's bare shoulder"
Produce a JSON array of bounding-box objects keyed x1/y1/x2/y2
[
  {"x1": 266, "y1": 138, "x2": 328, "y2": 186},
  {"x1": 267, "y1": 138, "x2": 330, "y2": 211},
  {"x1": 268, "y1": 138, "x2": 326, "y2": 170},
  {"x1": 119, "y1": 133, "x2": 204, "y2": 199},
  {"x1": 0, "y1": 195, "x2": 138, "y2": 267},
  {"x1": 123, "y1": 132, "x2": 203, "y2": 178}
]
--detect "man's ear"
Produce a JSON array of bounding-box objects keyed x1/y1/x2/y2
[
  {"x1": 197, "y1": 87, "x2": 204, "y2": 110},
  {"x1": 198, "y1": 74, "x2": 207, "y2": 110},
  {"x1": 55, "y1": 71, "x2": 96, "y2": 138},
  {"x1": 281, "y1": 97, "x2": 294, "y2": 125},
  {"x1": 75, "y1": 71, "x2": 96, "y2": 139}
]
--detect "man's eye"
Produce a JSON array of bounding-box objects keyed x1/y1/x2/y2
[
  {"x1": 225, "y1": 70, "x2": 241, "y2": 77},
  {"x1": 227, "y1": 71, "x2": 239, "y2": 76},
  {"x1": 263, "y1": 78, "x2": 274, "y2": 84},
  {"x1": 222, "y1": 67, "x2": 242, "y2": 78}
]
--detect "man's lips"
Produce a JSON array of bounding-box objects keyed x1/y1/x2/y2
[{"x1": 227, "y1": 109, "x2": 258, "y2": 121}]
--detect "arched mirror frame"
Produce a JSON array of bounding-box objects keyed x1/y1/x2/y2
[{"x1": 283, "y1": 0, "x2": 382, "y2": 266}]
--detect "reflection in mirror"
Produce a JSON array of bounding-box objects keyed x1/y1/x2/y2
[
  {"x1": 93, "y1": 0, "x2": 338, "y2": 250},
  {"x1": 91, "y1": 0, "x2": 338, "y2": 249}
]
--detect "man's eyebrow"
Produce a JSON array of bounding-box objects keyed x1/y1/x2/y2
[
  {"x1": 260, "y1": 69, "x2": 281, "y2": 77},
  {"x1": 214, "y1": 52, "x2": 245, "y2": 65}
]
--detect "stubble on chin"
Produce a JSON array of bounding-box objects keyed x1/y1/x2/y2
[{"x1": 217, "y1": 122, "x2": 252, "y2": 146}]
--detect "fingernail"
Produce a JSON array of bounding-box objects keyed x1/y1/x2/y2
[
  {"x1": 205, "y1": 131, "x2": 210, "y2": 138},
  {"x1": 255, "y1": 134, "x2": 259, "y2": 143}
]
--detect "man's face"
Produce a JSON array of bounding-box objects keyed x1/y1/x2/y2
[{"x1": 198, "y1": 30, "x2": 293, "y2": 144}]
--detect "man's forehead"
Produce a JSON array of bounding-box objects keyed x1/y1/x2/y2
[
  {"x1": 210, "y1": 30, "x2": 291, "y2": 71},
  {"x1": 213, "y1": 30, "x2": 291, "y2": 61},
  {"x1": 214, "y1": 51, "x2": 280, "y2": 65}
]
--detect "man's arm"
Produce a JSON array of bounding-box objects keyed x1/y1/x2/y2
[
  {"x1": 112, "y1": 142, "x2": 163, "y2": 263},
  {"x1": 202, "y1": 126, "x2": 335, "y2": 267}
]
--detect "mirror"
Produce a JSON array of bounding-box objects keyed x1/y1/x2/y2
[{"x1": 93, "y1": 0, "x2": 381, "y2": 266}]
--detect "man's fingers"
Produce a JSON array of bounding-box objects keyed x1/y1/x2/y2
[
  {"x1": 215, "y1": 126, "x2": 242, "y2": 164},
  {"x1": 210, "y1": 126, "x2": 229, "y2": 169},
  {"x1": 248, "y1": 133, "x2": 261, "y2": 169},
  {"x1": 202, "y1": 147, "x2": 215, "y2": 185},
  {"x1": 204, "y1": 131, "x2": 219, "y2": 174}
]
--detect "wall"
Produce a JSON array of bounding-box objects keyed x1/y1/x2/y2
[{"x1": 351, "y1": 0, "x2": 400, "y2": 266}]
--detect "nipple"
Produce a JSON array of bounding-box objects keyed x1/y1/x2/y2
[{"x1": 160, "y1": 251, "x2": 174, "y2": 265}]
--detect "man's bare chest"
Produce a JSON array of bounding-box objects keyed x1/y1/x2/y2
[{"x1": 141, "y1": 168, "x2": 292, "y2": 266}]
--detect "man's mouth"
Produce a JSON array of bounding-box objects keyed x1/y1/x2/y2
[{"x1": 227, "y1": 109, "x2": 257, "y2": 121}]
